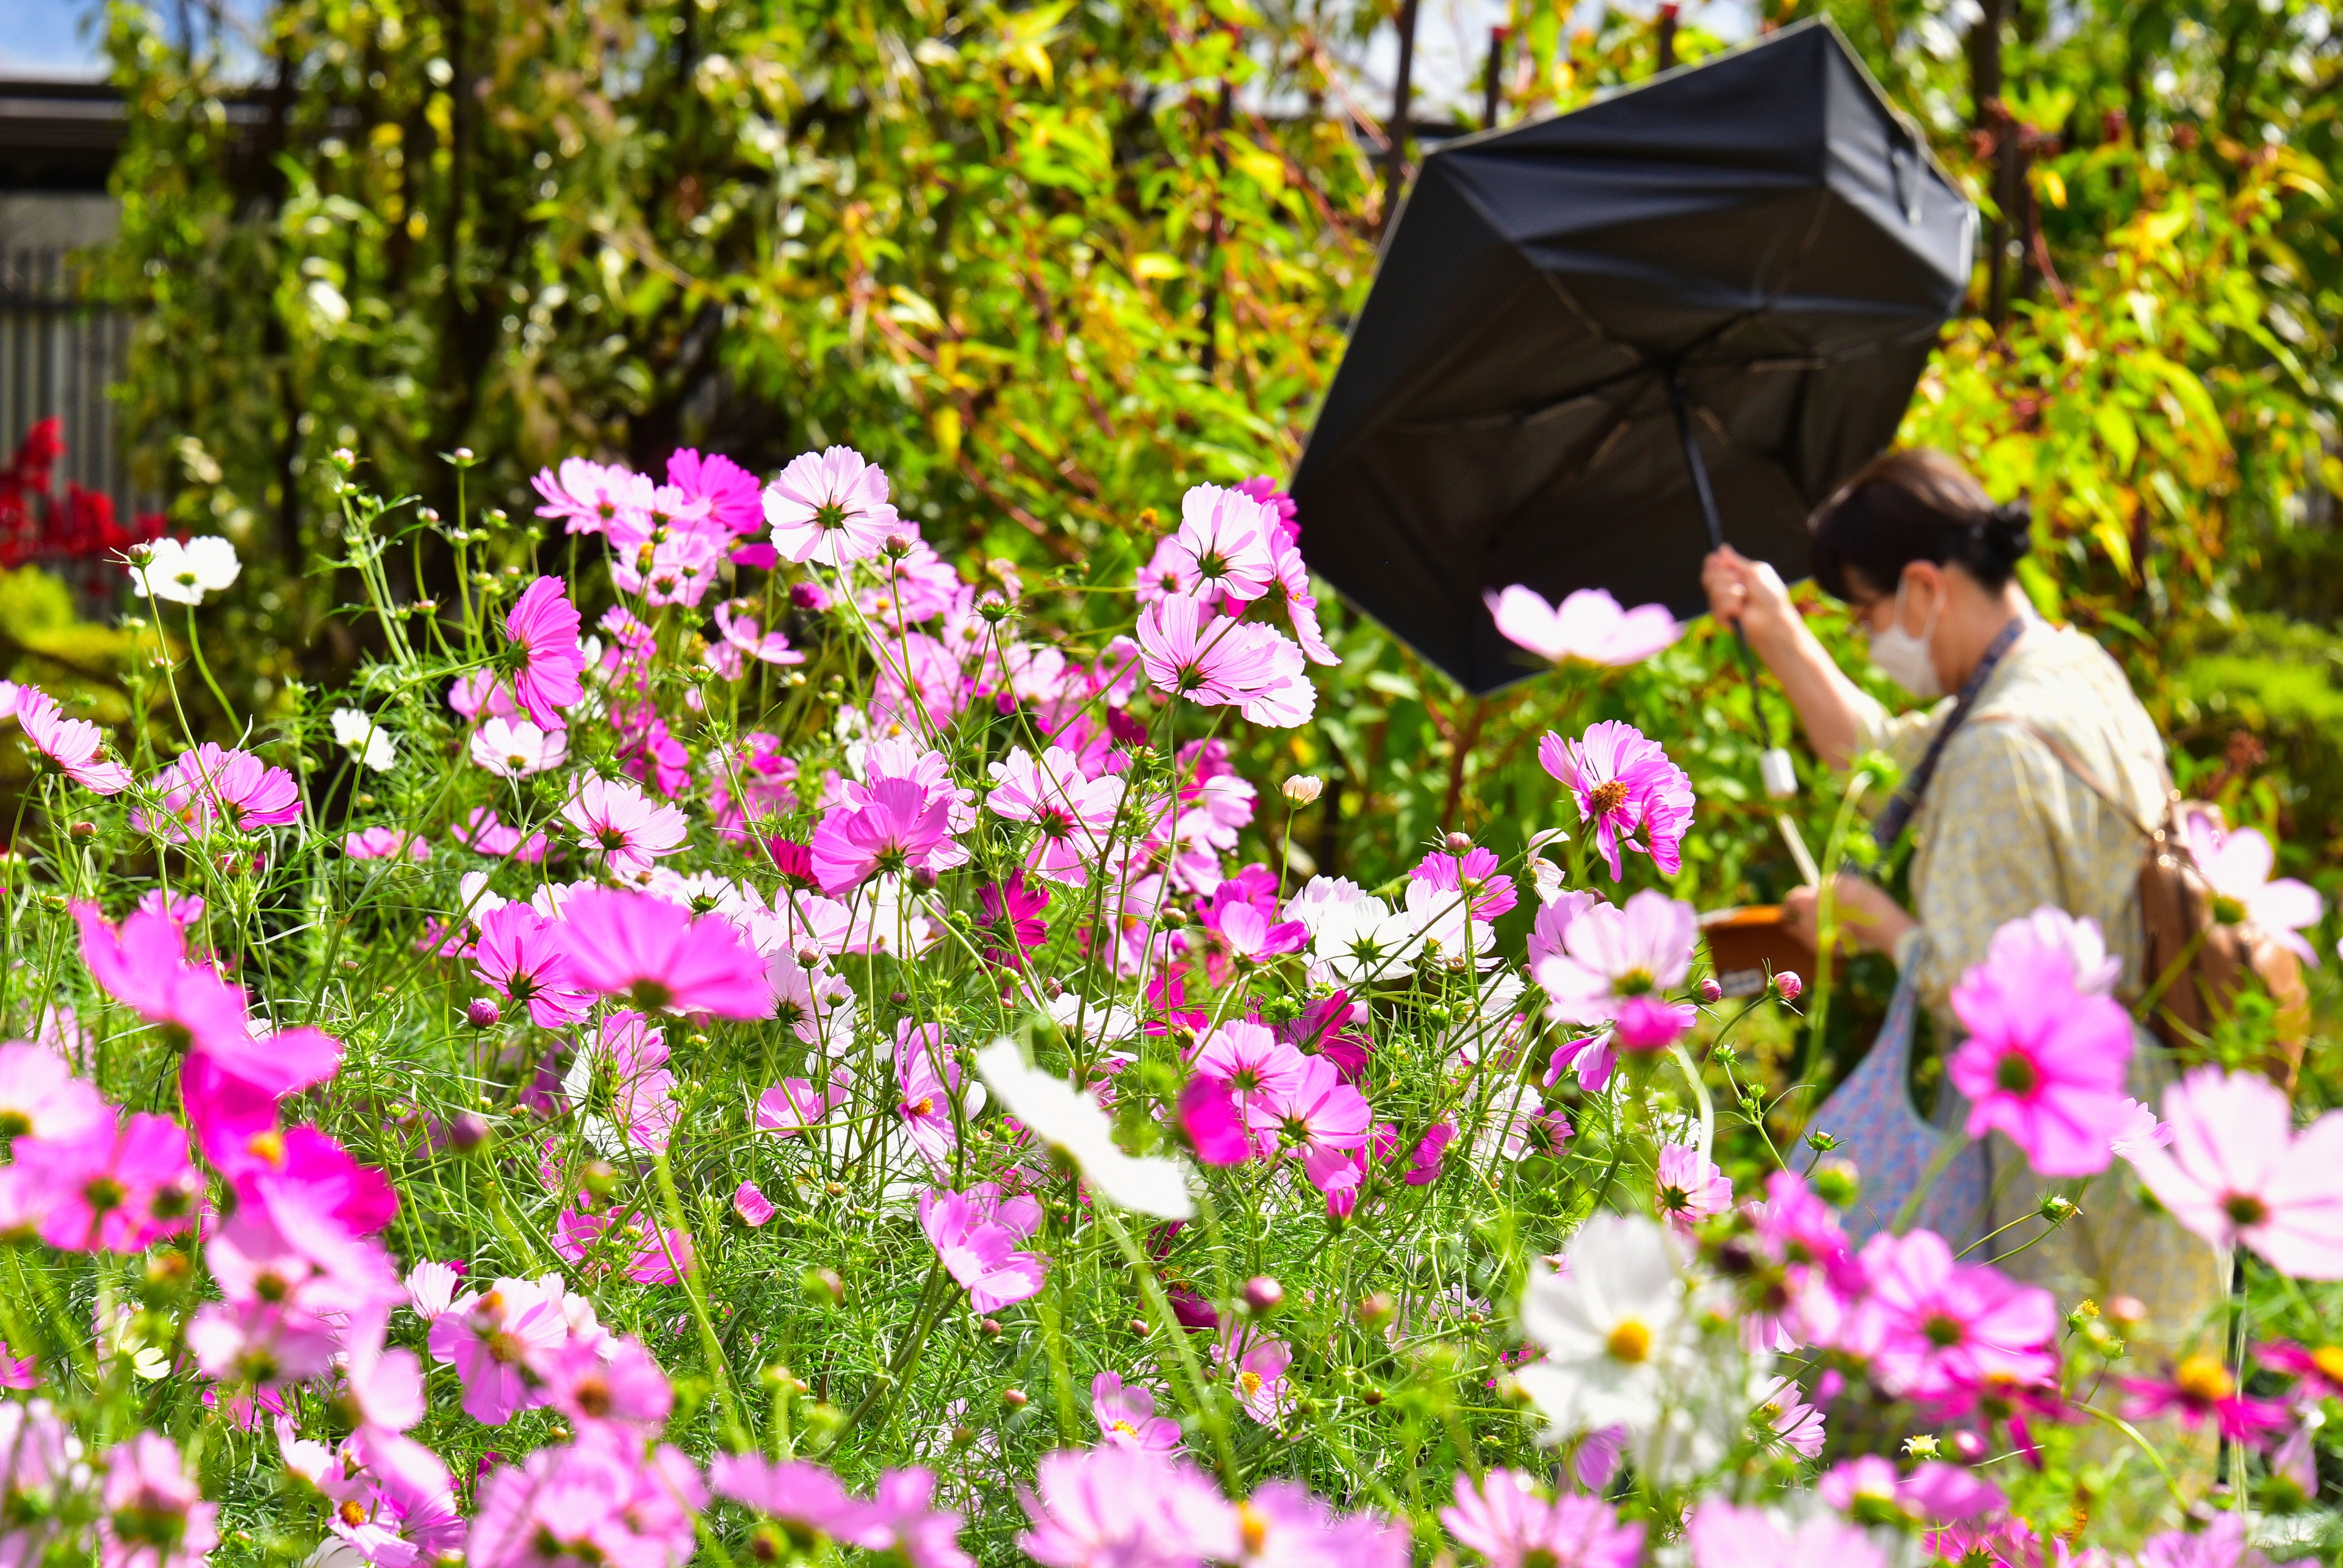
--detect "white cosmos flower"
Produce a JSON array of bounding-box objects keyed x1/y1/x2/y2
[
  {"x1": 130, "y1": 536, "x2": 242, "y2": 605},
  {"x1": 1514, "y1": 1214, "x2": 1693, "y2": 1440},
  {"x1": 469, "y1": 716, "x2": 567, "y2": 779},
  {"x1": 974, "y1": 1038, "x2": 1194, "y2": 1219},
  {"x1": 330, "y1": 707, "x2": 399, "y2": 772},
  {"x1": 1308, "y1": 897, "x2": 1422, "y2": 985}
]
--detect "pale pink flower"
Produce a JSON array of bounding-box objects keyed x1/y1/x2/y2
[
  {"x1": 1751, "y1": 1375, "x2": 1826, "y2": 1459},
  {"x1": 15, "y1": 686, "x2": 130, "y2": 794},
  {"x1": 1440, "y1": 1469, "x2": 1643, "y2": 1568},
  {"x1": 541, "y1": 1333, "x2": 674, "y2": 1433},
  {"x1": 2132, "y1": 1513, "x2": 2273, "y2": 1568},
  {"x1": 1817, "y1": 1456, "x2": 2004, "y2": 1527},
  {"x1": 2126, "y1": 1066, "x2": 2343, "y2": 1278},
  {"x1": 533, "y1": 458, "x2": 651, "y2": 535},
  {"x1": 1683, "y1": 1500, "x2": 1885, "y2": 1568},
  {"x1": 342, "y1": 827, "x2": 429, "y2": 862},
  {"x1": 0, "y1": 1041, "x2": 107, "y2": 1144},
  {"x1": 10, "y1": 1109, "x2": 198, "y2": 1253},
  {"x1": 919, "y1": 1184, "x2": 1048, "y2": 1313},
  {"x1": 757, "y1": 1076, "x2": 843, "y2": 1138},
  {"x1": 2176, "y1": 810, "x2": 2324, "y2": 965},
  {"x1": 708, "y1": 1453, "x2": 868, "y2": 1542},
  {"x1": 1947, "y1": 934, "x2": 2134, "y2": 1176},
  {"x1": 97, "y1": 1433, "x2": 218, "y2": 1568},
  {"x1": 553, "y1": 1207, "x2": 696, "y2": 1284},
  {"x1": 895, "y1": 1023, "x2": 967, "y2": 1163},
  {"x1": 449, "y1": 805, "x2": 547, "y2": 862},
  {"x1": 561, "y1": 775, "x2": 688, "y2": 881},
  {"x1": 1018, "y1": 1446, "x2": 1239, "y2": 1568},
  {"x1": 1654, "y1": 1143, "x2": 1732, "y2": 1232},
  {"x1": 1986, "y1": 904, "x2": 2122, "y2": 994},
  {"x1": 503, "y1": 576, "x2": 589, "y2": 729},
  {"x1": 1255, "y1": 1054, "x2": 1372, "y2": 1161},
  {"x1": 563, "y1": 1010, "x2": 678, "y2": 1154},
  {"x1": 1260, "y1": 531, "x2": 1338, "y2": 665},
  {"x1": 1538, "y1": 721, "x2": 1694, "y2": 880},
  {"x1": 425, "y1": 1276, "x2": 570, "y2": 1425},
  {"x1": 556, "y1": 888, "x2": 773, "y2": 1018},
  {"x1": 810, "y1": 778, "x2": 956, "y2": 896},
  {"x1": 988, "y1": 746, "x2": 1126, "y2": 885},
  {"x1": 607, "y1": 492, "x2": 729, "y2": 606},
  {"x1": 1486, "y1": 586, "x2": 1680, "y2": 667},
  {"x1": 469, "y1": 1435, "x2": 703, "y2": 1568},
  {"x1": 1190, "y1": 1021, "x2": 1308, "y2": 1127},
  {"x1": 1136, "y1": 592, "x2": 1314, "y2": 725},
  {"x1": 765, "y1": 445, "x2": 899, "y2": 565},
  {"x1": 471, "y1": 716, "x2": 568, "y2": 778},
  {"x1": 1155, "y1": 483, "x2": 1279, "y2": 603},
  {"x1": 472, "y1": 904, "x2": 595, "y2": 1027},
  {"x1": 142, "y1": 743, "x2": 300, "y2": 838},
  {"x1": 734, "y1": 1181, "x2": 776, "y2": 1226},
  {"x1": 1533, "y1": 890, "x2": 1697, "y2": 1047},
  {"x1": 1217, "y1": 1329, "x2": 1293, "y2": 1425},
  {"x1": 1090, "y1": 1372, "x2": 1181, "y2": 1452},
  {"x1": 448, "y1": 668, "x2": 525, "y2": 720},
  {"x1": 405, "y1": 1262, "x2": 464, "y2": 1322},
  {"x1": 714, "y1": 597, "x2": 805, "y2": 664}
]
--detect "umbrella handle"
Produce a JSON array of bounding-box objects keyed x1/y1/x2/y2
[{"x1": 1668, "y1": 369, "x2": 1784, "y2": 762}]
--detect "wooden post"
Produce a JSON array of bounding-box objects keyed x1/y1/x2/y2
[
  {"x1": 1483, "y1": 25, "x2": 1509, "y2": 130},
  {"x1": 1380, "y1": 0, "x2": 1420, "y2": 239}
]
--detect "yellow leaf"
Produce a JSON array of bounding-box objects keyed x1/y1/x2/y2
[
  {"x1": 2036, "y1": 167, "x2": 2067, "y2": 209},
  {"x1": 932, "y1": 403, "x2": 963, "y2": 460},
  {"x1": 1227, "y1": 137, "x2": 1286, "y2": 198},
  {"x1": 1132, "y1": 252, "x2": 1185, "y2": 281}
]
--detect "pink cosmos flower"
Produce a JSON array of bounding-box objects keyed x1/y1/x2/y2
[
  {"x1": 607, "y1": 492, "x2": 729, "y2": 607},
  {"x1": 765, "y1": 445, "x2": 899, "y2": 566},
  {"x1": 533, "y1": 458, "x2": 650, "y2": 535},
  {"x1": 667, "y1": 447, "x2": 765, "y2": 536},
  {"x1": 919, "y1": 1184, "x2": 1048, "y2": 1313},
  {"x1": 448, "y1": 668, "x2": 525, "y2": 721},
  {"x1": 471, "y1": 716, "x2": 568, "y2": 779},
  {"x1": 134, "y1": 888, "x2": 205, "y2": 929},
  {"x1": 0, "y1": 1041, "x2": 107, "y2": 1144},
  {"x1": 895, "y1": 1023, "x2": 967, "y2": 1163},
  {"x1": 556, "y1": 888, "x2": 771, "y2": 1018},
  {"x1": 1178, "y1": 1076, "x2": 1251, "y2": 1167},
  {"x1": 1538, "y1": 721, "x2": 1695, "y2": 880},
  {"x1": 855, "y1": 1469, "x2": 977, "y2": 1568},
  {"x1": 469, "y1": 1435, "x2": 704, "y2": 1568},
  {"x1": 1092, "y1": 1373, "x2": 1181, "y2": 1452},
  {"x1": 2120, "y1": 1355, "x2": 2292, "y2": 1447},
  {"x1": 1486, "y1": 586, "x2": 1681, "y2": 667},
  {"x1": 1527, "y1": 890, "x2": 1597, "y2": 971},
  {"x1": 1410, "y1": 845, "x2": 1518, "y2": 921},
  {"x1": 734, "y1": 1180, "x2": 776, "y2": 1226},
  {"x1": 2132, "y1": 1514, "x2": 2274, "y2": 1568},
  {"x1": 10, "y1": 1109, "x2": 197, "y2": 1253},
  {"x1": 342, "y1": 827, "x2": 430, "y2": 862},
  {"x1": 503, "y1": 577, "x2": 589, "y2": 729},
  {"x1": 714, "y1": 597, "x2": 805, "y2": 666},
  {"x1": 1946, "y1": 935, "x2": 2134, "y2": 1176},
  {"x1": 2125, "y1": 1066, "x2": 2343, "y2": 1278},
  {"x1": 543, "y1": 1332, "x2": 675, "y2": 1433},
  {"x1": 810, "y1": 777, "x2": 957, "y2": 896},
  {"x1": 1281, "y1": 990, "x2": 1372, "y2": 1079},
  {"x1": 1136, "y1": 592, "x2": 1315, "y2": 726},
  {"x1": 0, "y1": 1342, "x2": 34, "y2": 1389},
  {"x1": 1217, "y1": 1329, "x2": 1294, "y2": 1425},
  {"x1": 1259, "y1": 531, "x2": 1338, "y2": 665},
  {"x1": 1233, "y1": 475, "x2": 1300, "y2": 544},
  {"x1": 1191, "y1": 1020, "x2": 1307, "y2": 1126},
  {"x1": 1157, "y1": 483, "x2": 1279, "y2": 603},
  {"x1": 1818, "y1": 1456, "x2": 2004, "y2": 1527},
  {"x1": 988, "y1": 746, "x2": 1125, "y2": 885},
  {"x1": 560, "y1": 775, "x2": 688, "y2": 882},
  {"x1": 425, "y1": 1276, "x2": 571, "y2": 1425},
  {"x1": 553, "y1": 1206, "x2": 695, "y2": 1284},
  {"x1": 980, "y1": 872, "x2": 1049, "y2": 969},
  {"x1": 2176, "y1": 810, "x2": 2324, "y2": 965},
  {"x1": 1018, "y1": 1446, "x2": 1239, "y2": 1568},
  {"x1": 472, "y1": 904, "x2": 595, "y2": 1027},
  {"x1": 15, "y1": 686, "x2": 130, "y2": 794},
  {"x1": 564, "y1": 1010, "x2": 677, "y2": 1154},
  {"x1": 1654, "y1": 1143, "x2": 1732, "y2": 1232},
  {"x1": 709, "y1": 1453, "x2": 869, "y2": 1542},
  {"x1": 97, "y1": 1433, "x2": 219, "y2": 1568},
  {"x1": 1439, "y1": 1469, "x2": 1644, "y2": 1568},
  {"x1": 1987, "y1": 904, "x2": 2123, "y2": 994},
  {"x1": 1255, "y1": 1054, "x2": 1372, "y2": 1161},
  {"x1": 1683, "y1": 1500, "x2": 1885, "y2": 1568},
  {"x1": 449, "y1": 805, "x2": 547, "y2": 862},
  {"x1": 1849, "y1": 1229, "x2": 2060, "y2": 1404},
  {"x1": 1752, "y1": 1375, "x2": 1827, "y2": 1459},
  {"x1": 1533, "y1": 889, "x2": 1697, "y2": 1051},
  {"x1": 144, "y1": 743, "x2": 300, "y2": 836}
]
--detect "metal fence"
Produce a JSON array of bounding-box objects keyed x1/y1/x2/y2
[{"x1": 0, "y1": 240, "x2": 142, "y2": 515}]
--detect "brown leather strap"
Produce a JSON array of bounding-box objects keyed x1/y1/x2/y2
[{"x1": 1969, "y1": 716, "x2": 2162, "y2": 841}]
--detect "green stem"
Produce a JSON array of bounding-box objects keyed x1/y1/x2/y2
[{"x1": 652, "y1": 1149, "x2": 751, "y2": 1451}]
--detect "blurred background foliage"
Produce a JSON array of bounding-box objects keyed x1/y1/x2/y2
[{"x1": 63, "y1": 0, "x2": 2343, "y2": 1090}]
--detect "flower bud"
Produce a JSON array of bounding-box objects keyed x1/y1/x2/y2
[
  {"x1": 1001, "y1": 1387, "x2": 1029, "y2": 1409},
  {"x1": 1444, "y1": 831, "x2": 1473, "y2": 854},
  {"x1": 1128, "y1": 1318, "x2": 1152, "y2": 1339},
  {"x1": 1948, "y1": 1429, "x2": 1988, "y2": 1464},
  {"x1": 1902, "y1": 1434, "x2": 1940, "y2": 1459},
  {"x1": 977, "y1": 594, "x2": 1010, "y2": 624},
  {"x1": 1243, "y1": 1276, "x2": 1284, "y2": 1315},
  {"x1": 581, "y1": 1160, "x2": 621, "y2": 1200},
  {"x1": 1281, "y1": 774, "x2": 1323, "y2": 807},
  {"x1": 1696, "y1": 976, "x2": 1722, "y2": 1004},
  {"x1": 2104, "y1": 1293, "x2": 2148, "y2": 1328},
  {"x1": 453, "y1": 446, "x2": 476, "y2": 463},
  {"x1": 419, "y1": 507, "x2": 441, "y2": 525},
  {"x1": 796, "y1": 947, "x2": 823, "y2": 969},
  {"x1": 330, "y1": 447, "x2": 356, "y2": 469},
  {"x1": 466, "y1": 996, "x2": 503, "y2": 1029},
  {"x1": 1809, "y1": 1159, "x2": 1859, "y2": 1209},
  {"x1": 790, "y1": 581, "x2": 833, "y2": 613},
  {"x1": 69, "y1": 821, "x2": 95, "y2": 840},
  {"x1": 978, "y1": 1318, "x2": 1002, "y2": 1339},
  {"x1": 1804, "y1": 1129, "x2": 1839, "y2": 1154},
  {"x1": 803, "y1": 1267, "x2": 846, "y2": 1307},
  {"x1": 447, "y1": 1113, "x2": 491, "y2": 1153},
  {"x1": 1356, "y1": 1291, "x2": 1396, "y2": 1329},
  {"x1": 884, "y1": 532, "x2": 916, "y2": 558},
  {"x1": 1772, "y1": 970, "x2": 1804, "y2": 1004}
]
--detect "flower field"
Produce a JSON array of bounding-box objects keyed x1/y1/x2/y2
[{"x1": 0, "y1": 440, "x2": 2336, "y2": 1568}]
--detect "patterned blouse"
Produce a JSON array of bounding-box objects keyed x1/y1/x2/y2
[{"x1": 1849, "y1": 622, "x2": 2172, "y2": 1016}]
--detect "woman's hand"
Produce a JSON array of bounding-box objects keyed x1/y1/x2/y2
[
  {"x1": 1701, "y1": 545, "x2": 1799, "y2": 652},
  {"x1": 1782, "y1": 874, "x2": 1917, "y2": 959}
]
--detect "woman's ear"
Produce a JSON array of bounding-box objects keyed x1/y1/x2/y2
[{"x1": 1898, "y1": 559, "x2": 1947, "y2": 624}]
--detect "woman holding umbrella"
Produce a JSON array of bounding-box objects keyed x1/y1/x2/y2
[{"x1": 1699, "y1": 447, "x2": 2223, "y2": 1395}]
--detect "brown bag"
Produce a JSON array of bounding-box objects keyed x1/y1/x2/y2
[{"x1": 1984, "y1": 720, "x2": 2309, "y2": 1085}]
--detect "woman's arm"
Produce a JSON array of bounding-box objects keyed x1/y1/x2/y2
[{"x1": 1701, "y1": 546, "x2": 1878, "y2": 769}]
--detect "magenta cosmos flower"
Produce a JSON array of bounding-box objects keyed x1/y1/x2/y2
[
  {"x1": 1848, "y1": 1229, "x2": 2059, "y2": 1404},
  {"x1": 12, "y1": 1109, "x2": 198, "y2": 1253},
  {"x1": 1091, "y1": 1372, "x2": 1182, "y2": 1453},
  {"x1": 1946, "y1": 935, "x2": 2134, "y2": 1177},
  {"x1": 1654, "y1": 1143, "x2": 1732, "y2": 1232},
  {"x1": 142, "y1": 743, "x2": 299, "y2": 837},
  {"x1": 502, "y1": 576, "x2": 589, "y2": 728},
  {"x1": 532, "y1": 458, "x2": 650, "y2": 535},
  {"x1": 555, "y1": 888, "x2": 772, "y2": 1018},
  {"x1": 666, "y1": 446, "x2": 765, "y2": 536},
  {"x1": 810, "y1": 777, "x2": 957, "y2": 896},
  {"x1": 764, "y1": 445, "x2": 899, "y2": 566},
  {"x1": 1439, "y1": 1469, "x2": 1643, "y2": 1568},
  {"x1": 2120, "y1": 1354, "x2": 2292, "y2": 1447},
  {"x1": 979, "y1": 872, "x2": 1049, "y2": 969},
  {"x1": 15, "y1": 686, "x2": 131, "y2": 794},
  {"x1": 1538, "y1": 722, "x2": 1694, "y2": 880},
  {"x1": 918, "y1": 1183, "x2": 1048, "y2": 1313},
  {"x1": 472, "y1": 904, "x2": 595, "y2": 1027},
  {"x1": 2125, "y1": 1065, "x2": 2343, "y2": 1278},
  {"x1": 1409, "y1": 845, "x2": 1517, "y2": 921},
  {"x1": 1485, "y1": 586, "x2": 1680, "y2": 668}
]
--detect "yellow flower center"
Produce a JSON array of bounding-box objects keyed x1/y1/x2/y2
[
  {"x1": 1606, "y1": 1318, "x2": 1652, "y2": 1364},
  {"x1": 1588, "y1": 779, "x2": 1630, "y2": 816},
  {"x1": 2174, "y1": 1354, "x2": 2234, "y2": 1403},
  {"x1": 1238, "y1": 1370, "x2": 1262, "y2": 1396},
  {"x1": 2312, "y1": 1346, "x2": 2343, "y2": 1384}
]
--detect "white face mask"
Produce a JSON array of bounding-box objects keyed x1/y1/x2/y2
[{"x1": 1865, "y1": 577, "x2": 1944, "y2": 700}]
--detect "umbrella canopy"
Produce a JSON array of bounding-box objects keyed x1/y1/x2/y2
[{"x1": 1290, "y1": 17, "x2": 1976, "y2": 695}]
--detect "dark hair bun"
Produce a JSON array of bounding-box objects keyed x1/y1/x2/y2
[{"x1": 1976, "y1": 498, "x2": 2033, "y2": 571}]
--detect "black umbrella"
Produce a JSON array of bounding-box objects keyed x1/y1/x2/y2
[{"x1": 1290, "y1": 16, "x2": 1976, "y2": 697}]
